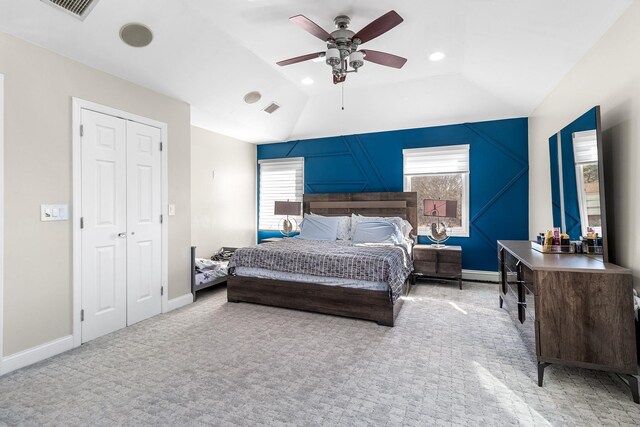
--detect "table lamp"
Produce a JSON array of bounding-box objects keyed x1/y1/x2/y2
[
  {"x1": 423, "y1": 199, "x2": 458, "y2": 247},
  {"x1": 274, "y1": 201, "x2": 301, "y2": 237}
]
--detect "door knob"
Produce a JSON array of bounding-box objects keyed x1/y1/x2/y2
[{"x1": 117, "y1": 232, "x2": 127, "y2": 238}]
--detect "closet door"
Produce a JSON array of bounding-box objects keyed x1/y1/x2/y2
[
  {"x1": 126, "y1": 121, "x2": 162, "y2": 325},
  {"x1": 81, "y1": 110, "x2": 128, "y2": 343}
]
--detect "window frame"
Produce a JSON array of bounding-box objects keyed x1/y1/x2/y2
[
  {"x1": 574, "y1": 162, "x2": 601, "y2": 237},
  {"x1": 402, "y1": 145, "x2": 470, "y2": 237},
  {"x1": 258, "y1": 157, "x2": 304, "y2": 232}
]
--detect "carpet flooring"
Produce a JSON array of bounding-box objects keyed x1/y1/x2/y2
[{"x1": 1, "y1": 281, "x2": 639, "y2": 426}]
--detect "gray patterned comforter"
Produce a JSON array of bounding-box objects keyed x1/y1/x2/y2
[{"x1": 229, "y1": 239, "x2": 413, "y2": 302}]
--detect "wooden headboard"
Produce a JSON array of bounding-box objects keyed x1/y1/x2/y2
[{"x1": 303, "y1": 192, "x2": 418, "y2": 233}]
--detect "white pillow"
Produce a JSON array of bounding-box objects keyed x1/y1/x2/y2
[
  {"x1": 402, "y1": 219, "x2": 414, "y2": 238},
  {"x1": 307, "y1": 213, "x2": 351, "y2": 240},
  {"x1": 351, "y1": 214, "x2": 411, "y2": 239}
]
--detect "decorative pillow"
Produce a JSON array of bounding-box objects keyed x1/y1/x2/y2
[
  {"x1": 351, "y1": 214, "x2": 410, "y2": 239},
  {"x1": 296, "y1": 215, "x2": 340, "y2": 241},
  {"x1": 352, "y1": 221, "x2": 402, "y2": 244},
  {"x1": 308, "y1": 213, "x2": 351, "y2": 240},
  {"x1": 402, "y1": 219, "x2": 414, "y2": 238}
]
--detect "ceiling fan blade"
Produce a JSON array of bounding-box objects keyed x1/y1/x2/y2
[
  {"x1": 361, "y1": 50, "x2": 407, "y2": 69},
  {"x1": 277, "y1": 52, "x2": 325, "y2": 66},
  {"x1": 354, "y1": 10, "x2": 404, "y2": 44},
  {"x1": 333, "y1": 74, "x2": 346, "y2": 85},
  {"x1": 290, "y1": 15, "x2": 334, "y2": 42}
]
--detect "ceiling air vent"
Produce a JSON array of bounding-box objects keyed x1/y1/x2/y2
[
  {"x1": 41, "y1": 0, "x2": 100, "y2": 20},
  {"x1": 263, "y1": 103, "x2": 281, "y2": 114}
]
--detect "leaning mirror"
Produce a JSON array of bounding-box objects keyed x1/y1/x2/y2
[{"x1": 548, "y1": 106, "x2": 608, "y2": 261}]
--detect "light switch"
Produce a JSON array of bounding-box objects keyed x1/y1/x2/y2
[
  {"x1": 41, "y1": 204, "x2": 69, "y2": 221},
  {"x1": 168, "y1": 204, "x2": 176, "y2": 216}
]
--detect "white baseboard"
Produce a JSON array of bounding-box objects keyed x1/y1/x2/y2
[
  {"x1": 166, "y1": 293, "x2": 194, "y2": 312},
  {"x1": 0, "y1": 335, "x2": 73, "y2": 376},
  {"x1": 462, "y1": 269, "x2": 500, "y2": 283}
]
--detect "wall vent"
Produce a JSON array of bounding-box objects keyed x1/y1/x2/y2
[
  {"x1": 263, "y1": 103, "x2": 281, "y2": 114},
  {"x1": 41, "y1": 0, "x2": 100, "y2": 20}
]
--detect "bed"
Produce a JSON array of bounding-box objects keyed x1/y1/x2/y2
[
  {"x1": 191, "y1": 246, "x2": 236, "y2": 300},
  {"x1": 227, "y1": 192, "x2": 417, "y2": 326}
]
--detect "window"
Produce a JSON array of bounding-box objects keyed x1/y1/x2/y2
[
  {"x1": 572, "y1": 130, "x2": 601, "y2": 236},
  {"x1": 403, "y1": 145, "x2": 470, "y2": 236},
  {"x1": 258, "y1": 158, "x2": 304, "y2": 231}
]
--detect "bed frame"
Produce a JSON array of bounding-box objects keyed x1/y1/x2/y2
[
  {"x1": 191, "y1": 246, "x2": 236, "y2": 301},
  {"x1": 227, "y1": 192, "x2": 417, "y2": 326}
]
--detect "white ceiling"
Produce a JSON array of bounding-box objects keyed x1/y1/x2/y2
[{"x1": 0, "y1": 0, "x2": 632, "y2": 143}]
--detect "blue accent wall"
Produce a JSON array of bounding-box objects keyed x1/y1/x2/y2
[{"x1": 258, "y1": 118, "x2": 529, "y2": 271}]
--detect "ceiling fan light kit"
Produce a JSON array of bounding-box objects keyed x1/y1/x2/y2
[{"x1": 277, "y1": 10, "x2": 406, "y2": 84}]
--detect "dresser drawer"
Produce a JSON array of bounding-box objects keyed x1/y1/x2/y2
[
  {"x1": 413, "y1": 261, "x2": 436, "y2": 275},
  {"x1": 438, "y1": 250, "x2": 461, "y2": 264},
  {"x1": 437, "y1": 262, "x2": 461, "y2": 277},
  {"x1": 523, "y1": 299, "x2": 536, "y2": 321},
  {"x1": 503, "y1": 250, "x2": 520, "y2": 274},
  {"x1": 521, "y1": 266, "x2": 536, "y2": 295},
  {"x1": 413, "y1": 249, "x2": 437, "y2": 262}
]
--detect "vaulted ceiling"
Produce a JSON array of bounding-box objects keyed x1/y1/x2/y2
[{"x1": 0, "y1": 0, "x2": 632, "y2": 143}]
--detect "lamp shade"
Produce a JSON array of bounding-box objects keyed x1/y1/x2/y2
[
  {"x1": 326, "y1": 48, "x2": 341, "y2": 66},
  {"x1": 423, "y1": 199, "x2": 457, "y2": 218},
  {"x1": 274, "y1": 201, "x2": 301, "y2": 216}
]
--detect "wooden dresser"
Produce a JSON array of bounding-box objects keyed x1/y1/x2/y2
[{"x1": 498, "y1": 240, "x2": 638, "y2": 403}]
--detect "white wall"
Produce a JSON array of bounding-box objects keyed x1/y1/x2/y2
[
  {"x1": 0, "y1": 33, "x2": 191, "y2": 356},
  {"x1": 0, "y1": 73, "x2": 5, "y2": 365},
  {"x1": 529, "y1": 1, "x2": 640, "y2": 290},
  {"x1": 191, "y1": 126, "x2": 256, "y2": 257}
]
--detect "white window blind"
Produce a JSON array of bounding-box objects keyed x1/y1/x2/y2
[
  {"x1": 403, "y1": 144, "x2": 470, "y2": 175},
  {"x1": 402, "y1": 144, "x2": 470, "y2": 237},
  {"x1": 572, "y1": 130, "x2": 598, "y2": 164},
  {"x1": 258, "y1": 158, "x2": 304, "y2": 230}
]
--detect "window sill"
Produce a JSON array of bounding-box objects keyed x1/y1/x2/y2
[{"x1": 417, "y1": 228, "x2": 469, "y2": 238}]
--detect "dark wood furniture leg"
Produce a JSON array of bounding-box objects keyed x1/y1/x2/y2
[
  {"x1": 191, "y1": 246, "x2": 196, "y2": 300},
  {"x1": 537, "y1": 362, "x2": 550, "y2": 387},
  {"x1": 458, "y1": 278, "x2": 462, "y2": 290},
  {"x1": 621, "y1": 374, "x2": 640, "y2": 404},
  {"x1": 499, "y1": 295, "x2": 503, "y2": 309}
]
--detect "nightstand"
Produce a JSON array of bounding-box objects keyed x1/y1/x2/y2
[
  {"x1": 413, "y1": 244, "x2": 462, "y2": 289},
  {"x1": 260, "y1": 237, "x2": 283, "y2": 243}
]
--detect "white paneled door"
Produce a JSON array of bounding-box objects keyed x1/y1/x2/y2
[
  {"x1": 126, "y1": 121, "x2": 162, "y2": 325},
  {"x1": 81, "y1": 110, "x2": 128, "y2": 343},
  {"x1": 80, "y1": 110, "x2": 162, "y2": 343}
]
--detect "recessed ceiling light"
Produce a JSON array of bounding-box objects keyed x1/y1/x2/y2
[
  {"x1": 243, "y1": 91, "x2": 262, "y2": 104},
  {"x1": 120, "y1": 23, "x2": 153, "y2": 48},
  {"x1": 301, "y1": 77, "x2": 314, "y2": 85},
  {"x1": 429, "y1": 52, "x2": 445, "y2": 61}
]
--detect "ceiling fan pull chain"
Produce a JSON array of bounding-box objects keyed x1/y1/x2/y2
[{"x1": 341, "y1": 81, "x2": 345, "y2": 111}]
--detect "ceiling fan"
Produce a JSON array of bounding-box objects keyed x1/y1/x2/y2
[{"x1": 277, "y1": 10, "x2": 407, "y2": 84}]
